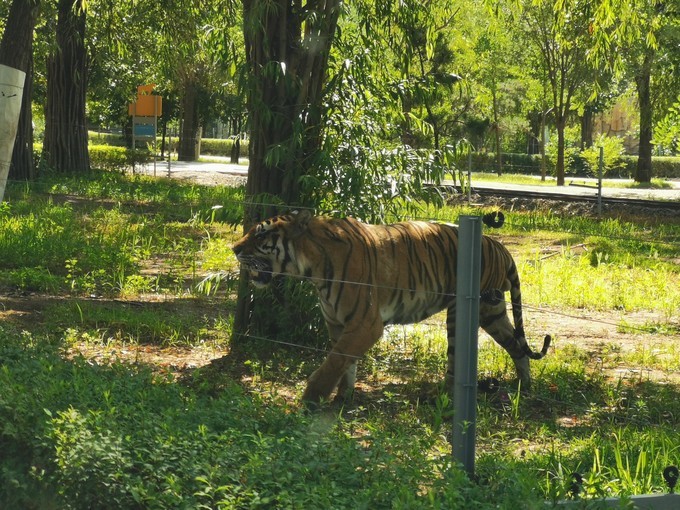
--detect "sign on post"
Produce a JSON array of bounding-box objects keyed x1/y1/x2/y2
[{"x1": 128, "y1": 84, "x2": 162, "y2": 174}]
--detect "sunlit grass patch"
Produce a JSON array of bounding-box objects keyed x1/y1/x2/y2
[{"x1": 519, "y1": 250, "x2": 680, "y2": 316}]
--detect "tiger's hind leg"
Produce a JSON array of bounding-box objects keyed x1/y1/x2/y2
[{"x1": 479, "y1": 299, "x2": 532, "y2": 390}]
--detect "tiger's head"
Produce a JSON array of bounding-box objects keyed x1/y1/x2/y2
[{"x1": 232, "y1": 210, "x2": 312, "y2": 287}]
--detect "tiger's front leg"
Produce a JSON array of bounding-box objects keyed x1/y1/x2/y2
[
  {"x1": 335, "y1": 361, "x2": 357, "y2": 402},
  {"x1": 326, "y1": 323, "x2": 357, "y2": 402},
  {"x1": 301, "y1": 317, "x2": 383, "y2": 405}
]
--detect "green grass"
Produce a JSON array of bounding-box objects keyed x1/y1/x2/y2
[
  {"x1": 1, "y1": 171, "x2": 679, "y2": 508},
  {"x1": 457, "y1": 172, "x2": 677, "y2": 189}
]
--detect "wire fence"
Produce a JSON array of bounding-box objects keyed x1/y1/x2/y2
[
  {"x1": 226, "y1": 203, "x2": 679, "y2": 366},
  {"x1": 4, "y1": 177, "x2": 678, "y2": 363}
]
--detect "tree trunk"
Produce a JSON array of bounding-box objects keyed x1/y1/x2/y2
[
  {"x1": 555, "y1": 115, "x2": 566, "y2": 186},
  {"x1": 9, "y1": 56, "x2": 34, "y2": 181},
  {"x1": 178, "y1": 80, "x2": 200, "y2": 161},
  {"x1": 580, "y1": 106, "x2": 593, "y2": 149},
  {"x1": 43, "y1": 0, "x2": 89, "y2": 174},
  {"x1": 232, "y1": 0, "x2": 341, "y2": 345},
  {"x1": 635, "y1": 50, "x2": 654, "y2": 184},
  {"x1": 493, "y1": 89, "x2": 502, "y2": 176},
  {"x1": 0, "y1": 0, "x2": 40, "y2": 182},
  {"x1": 540, "y1": 111, "x2": 547, "y2": 182},
  {"x1": 230, "y1": 136, "x2": 240, "y2": 164}
]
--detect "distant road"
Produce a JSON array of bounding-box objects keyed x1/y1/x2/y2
[{"x1": 140, "y1": 158, "x2": 680, "y2": 203}]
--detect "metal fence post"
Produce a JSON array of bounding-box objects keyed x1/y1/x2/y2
[{"x1": 452, "y1": 215, "x2": 482, "y2": 478}]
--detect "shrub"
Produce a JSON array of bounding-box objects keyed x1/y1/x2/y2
[
  {"x1": 88, "y1": 131, "x2": 127, "y2": 147},
  {"x1": 651, "y1": 156, "x2": 680, "y2": 178},
  {"x1": 456, "y1": 152, "x2": 547, "y2": 175},
  {"x1": 89, "y1": 145, "x2": 149, "y2": 173},
  {"x1": 199, "y1": 137, "x2": 249, "y2": 158},
  {"x1": 580, "y1": 134, "x2": 627, "y2": 177}
]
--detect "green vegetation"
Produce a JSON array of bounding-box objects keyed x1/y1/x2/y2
[
  {"x1": 466, "y1": 172, "x2": 676, "y2": 189},
  {"x1": 1, "y1": 172, "x2": 679, "y2": 508}
]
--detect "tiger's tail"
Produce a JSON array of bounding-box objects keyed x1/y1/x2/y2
[{"x1": 508, "y1": 260, "x2": 551, "y2": 360}]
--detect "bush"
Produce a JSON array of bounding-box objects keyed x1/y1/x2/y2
[
  {"x1": 88, "y1": 131, "x2": 127, "y2": 147},
  {"x1": 618, "y1": 156, "x2": 680, "y2": 179},
  {"x1": 580, "y1": 134, "x2": 627, "y2": 177},
  {"x1": 456, "y1": 152, "x2": 550, "y2": 175},
  {"x1": 651, "y1": 156, "x2": 680, "y2": 178},
  {"x1": 89, "y1": 145, "x2": 150, "y2": 173},
  {"x1": 199, "y1": 137, "x2": 249, "y2": 158}
]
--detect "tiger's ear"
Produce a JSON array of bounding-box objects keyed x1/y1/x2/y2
[{"x1": 290, "y1": 209, "x2": 312, "y2": 238}]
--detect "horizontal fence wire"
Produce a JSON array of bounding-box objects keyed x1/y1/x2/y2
[
  {"x1": 6, "y1": 178, "x2": 679, "y2": 246},
  {"x1": 222, "y1": 264, "x2": 678, "y2": 363},
  {"x1": 5, "y1": 179, "x2": 677, "y2": 359}
]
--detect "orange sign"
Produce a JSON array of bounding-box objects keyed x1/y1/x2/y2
[{"x1": 128, "y1": 84, "x2": 162, "y2": 116}]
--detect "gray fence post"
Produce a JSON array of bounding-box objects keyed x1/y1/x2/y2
[{"x1": 452, "y1": 215, "x2": 482, "y2": 478}]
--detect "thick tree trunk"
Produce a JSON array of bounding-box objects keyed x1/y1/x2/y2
[
  {"x1": 232, "y1": 0, "x2": 341, "y2": 345},
  {"x1": 635, "y1": 51, "x2": 654, "y2": 184},
  {"x1": 43, "y1": 0, "x2": 89, "y2": 174},
  {"x1": 0, "y1": 0, "x2": 40, "y2": 182},
  {"x1": 9, "y1": 57, "x2": 34, "y2": 181},
  {"x1": 178, "y1": 81, "x2": 201, "y2": 161},
  {"x1": 555, "y1": 115, "x2": 567, "y2": 186}
]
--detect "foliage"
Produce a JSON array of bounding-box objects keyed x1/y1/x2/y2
[
  {"x1": 653, "y1": 96, "x2": 680, "y2": 155},
  {"x1": 89, "y1": 145, "x2": 150, "y2": 173},
  {"x1": 0, "y1": 171, "x2": 243, "y2": 296},
  {"x1": 0, "y1": 325, "x2": 541, "y2": 509},
  {"x1": 460, "y1": 152, "x2": 547, "y2": 175},
  {"x1": 199, "y1": 137, "x2": 249, "y2": 158},
  {"x1": 580, "y1": 134, "x2": 627, "y2": 177}
]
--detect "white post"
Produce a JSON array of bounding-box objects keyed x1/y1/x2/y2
[
  {"x1": 597, "y1": 146, "x2": 603, "y2": 216},
  {"x1": 452, "y1": 215, "x2": 482, "y2": 477},
  {"x1": 0, "y1": 64, "x2": 27, "y2": 203},
  {"x1": 467, "y1": 151, "x2": 472, "y2": 204}
]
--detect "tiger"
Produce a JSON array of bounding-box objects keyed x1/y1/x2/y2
[{"x1": 232, "y1": 209, "x2": 551, "y2": 405}]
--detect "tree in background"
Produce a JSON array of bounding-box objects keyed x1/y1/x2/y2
[
  {"x1": 520, "y1": 0, "x2": 594, "y2": 186},
  {"x1": 0, "y1": 0, "x2": 41, "y2": 183},
  {"x1": 43, "y1": 0, "x2": 89, "y2": 173},
  {"x1": 471, "y1": 5, "x2": 529, "y2": 176},
  {"x1": 625, "y1": 0, "x2": 678, "y2": 182},
  {"x1": 586, "y1": 0, "x2": 679, "y2": 182}
]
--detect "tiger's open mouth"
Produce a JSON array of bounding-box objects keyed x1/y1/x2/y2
[
  {"x1": 248, "y1": 268, "x2": 273, "y2": 286},
  {"x1": 237, "y1": 256, "x2": 274, "y2": 287}
]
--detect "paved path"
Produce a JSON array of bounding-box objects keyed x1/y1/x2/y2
[
  {"x1": 468, "y1": 179, "x2": 680, "y2": 202},
  {"x1": 140, "y1": 159, "x2": 680, "y2": 202}
]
